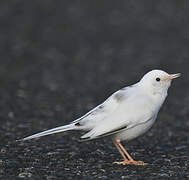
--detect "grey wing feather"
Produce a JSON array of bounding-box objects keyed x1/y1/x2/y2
[
  {"x1": 80, "y1": 86, "x2": 154, "y2": 141},
  {"x1": 80, "y1": 124, "x2": 128, "y2": 141},
  {"x1": 71, "y1": 86, "x2": 131, "y2": 130},
  {"x1": 80, "y1": 116, "x2": 153, "y2": 141}
]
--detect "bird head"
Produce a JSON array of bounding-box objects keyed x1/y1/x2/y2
[{"x1": 140, "y1": 70, "x2": 181, "y2": 95}]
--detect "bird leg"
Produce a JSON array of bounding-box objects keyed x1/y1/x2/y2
[
  {"x1": 112, "y1": 139, "x2": 129, "y2": 165},
  {"x1": 113, "y1": 139, "x2": 147, "y2": 165},
  {"x1": 117, "y1": 141, "x2": 147, "y2": 165}
]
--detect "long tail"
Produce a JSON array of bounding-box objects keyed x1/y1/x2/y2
[{"x1": 18, "y1": 124, "x2": 76, "y2": 141}]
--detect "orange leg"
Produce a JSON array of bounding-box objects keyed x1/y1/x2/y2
[
  {"x1": 112, "y1": 139, "x2": 128, "y2": 164},
  {"x1": 113, "y1": 139, "x2": 147, "y2": 166}
]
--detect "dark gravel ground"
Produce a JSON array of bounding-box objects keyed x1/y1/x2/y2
[{"x1": 1, "y1": 1, "x2": 189, "y2": 179}]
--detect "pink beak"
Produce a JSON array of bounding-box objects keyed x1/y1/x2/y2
[
  {"x1": 169, "y1": 73, "x2": 181, "y2": 79},
  {"x1": 165, "y1": 73, "x2": 181, "y2": 81}
]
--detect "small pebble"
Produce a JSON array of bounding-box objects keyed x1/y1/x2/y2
[{"x1": 18, "y1": 172, "x2": 32, "y2": 178}]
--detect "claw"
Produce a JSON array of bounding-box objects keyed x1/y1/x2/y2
[
  {"x1": 113, "y1": 161, "x2": 127, "y2": 165},
  {"x1": 131, "y1": 160, "x2": 148, "y2": 166},
  {"x1": 113, "y1": 160, "x2": 147, "y2": 166}
]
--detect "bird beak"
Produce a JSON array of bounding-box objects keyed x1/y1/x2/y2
[
  {"x1": 164, "y1": 73, "x2": 181, "y2": 81},
  {"x1": 169, "y1": 73, "x2": 181, "y2": 79}
]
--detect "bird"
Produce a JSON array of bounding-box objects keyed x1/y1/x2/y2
[{"x1": 19, "y1": 70, "x2": 181, "y2": 165}]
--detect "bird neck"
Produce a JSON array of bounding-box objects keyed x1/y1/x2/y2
[{"x1": 138, "y1": 83, "x2": 168, "y2": 108}]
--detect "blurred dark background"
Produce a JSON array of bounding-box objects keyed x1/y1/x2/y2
[{"x1": 1, "y1": 0, "x2": 189, "y2": 179}]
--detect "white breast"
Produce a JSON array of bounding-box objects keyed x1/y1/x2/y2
[{"x1": 113, "y1": 114, "x2": 157, "y2": 142}]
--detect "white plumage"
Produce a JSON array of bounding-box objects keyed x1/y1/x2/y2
[{"x1": 19, "y1": 70, "x2": 180, "y2": 165}]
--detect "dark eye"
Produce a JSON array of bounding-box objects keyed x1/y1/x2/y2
[{"x1": 156, "y1": 77, "x2": 160, "y2": 82}]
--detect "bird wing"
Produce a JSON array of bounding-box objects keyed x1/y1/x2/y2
[
  {"x1": 19, "y1": 85, "x2": 135, "y2": 141},
  {"x1": 80, "y1": 94, "x2": 155, "y2": 141},
  {"x1": 72, "y1": 86, "x2": 133, "y2": 130}
]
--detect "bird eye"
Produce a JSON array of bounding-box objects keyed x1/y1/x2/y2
[{"x1": 156, "y1": 77, "x2": 160, "y2": 82}]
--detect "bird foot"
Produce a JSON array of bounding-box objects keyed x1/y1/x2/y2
[{"x1": 113, "y1": 160, "x2": 147, "y2": 166}]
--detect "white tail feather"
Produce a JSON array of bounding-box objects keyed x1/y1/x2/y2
[{"x1": 19, "y1": 124, "x2": 75, "y2": 141}]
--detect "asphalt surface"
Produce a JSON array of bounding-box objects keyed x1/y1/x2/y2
[{"x1": 1, "y1": 1, "x2": 189, "y2": 179}]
